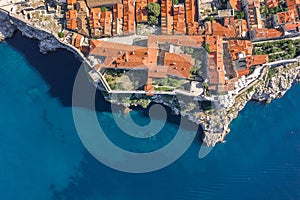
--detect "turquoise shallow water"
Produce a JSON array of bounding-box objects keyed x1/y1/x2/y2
[{"x1": 0, "y1": 34, "x2": 300, "y2": 200}]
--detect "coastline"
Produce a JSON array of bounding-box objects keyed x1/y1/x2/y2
[{"x1": 1, "y1": 9, "x2": 300, "y2": 146}]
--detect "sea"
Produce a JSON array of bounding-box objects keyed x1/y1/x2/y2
[{"x1": 0, "y1": 33, "x2": 299, "y2": 200}]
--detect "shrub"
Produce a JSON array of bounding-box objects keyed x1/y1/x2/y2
[
  {"x1": 205, "y1": 44, "x2": 210, "y2": 53},
  {"x1": 172, "y1": 0, "x2": 179, "y2": 5},
  {"x1": 148, "y1": 15, "x2": 158, "y2": 25},
  {"x1": 58, "y1": 32, "x2": 64, "y2": 38},
  {"x1": 147, "y1": 2, "x2": 161, "y2": 17},
  {"x1": 101, "y1": 6, "x2": 107, "y2": 12}
]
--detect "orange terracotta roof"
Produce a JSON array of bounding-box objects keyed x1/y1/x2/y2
[
  {"x1": 85, "y1": 0, "x2": 121, "y2": 8},
  {"x1": 223, "y1": 16, "x2": 235, "y2": 27},
  {"x1": 90, "y1": 39, "x2": 100, "y2": 51},
  {"x1": 123, "y1": 0, "x2": 135, "y2": 35},
  {"x1": 253, "y1": 28, "x2": 283, "y2": 39},
  {"x1": 234, "y1": 19, "x2": 248, "y2": 37},
  {"x1": 212, "y1": 21, "x2": 235, "y2": 38},
  {"x1": 246, "y1": 55, "x2": 268, "y2": 67},
  {"x1": 207, "y1": 35, "x2": 226, "y2": 86},
  {"x1": 74, "y1": 34, "x2": 84, "y2": 49},
  {"x1": 161, "y1": 0, "x2": 173, "y2": 34},
  {"x1": 136, "y1": 0, "x2": 148, "y2": 23},
  {"x1": 67, "y1": 18, "x2": 77, "y2": 30},
  {"x1": 237, "y1": 69, "x2": 251, "y2": 77},
  {"x1": 113, "y1": 3, "x2": 123, "y2": 19},
  {"x1": 230, "y1": 0, "x2": 242, "y2": 10},
  {"x1": 144, "y1": 78, "x2": 154, "y2": 95},
  {"x1": 247, "y1": 1, "x2": 262, "y2": 29},
  {"x1": 90, "y1": 40, "x2": 159, "y2": 71},
  {"x1": 164, "y1": 52, "x2": 194, "y2": 78},
  {"x1": 147, "y1": 35, "x2": 205, "y2": 49},
  {"x1": 113, "y1": 3, "x2": 124, "y2": 36},
  {"x1": 266, "y1": 0, "x2": 279, "y2": 8},
  {"x1": 286, "y1": 0, "x2": 300, "y2": 7},
  {"x1": 185, "y1": 0, "x2": 199, "y2": 35},
  {"x1": 89, "y1": 8, "x2": 101, "y2": 29},
  {"x1": 228, "y1": 40, "x2": 252, "y2": 60},
  {"x1": 147, "y1": 64, "x2": 168, "y2": 78},
  {"x1": 173, "y1": 5, "x2": 186, "y2": 35},
  {"x1": 185, "y1": 0, "x2": 197, "y2": 22},
  {"x1": 100, "y1": 11, "x2": 112, "y2": 36},
  {"x1": 76, "y1": 0, "x2": 88, "y2": 13},
  {"x1": 91, "y1": 41, "x2": 143, "y2": 58},
  {"x1": 67, "y1": 0, "x2": 77, "y2": 5},
  {"x1": 66, "y1": 10, "x2": 77, "y2": 19},
  {"x1": 277, "y1": 10, "x2": 297, "y2": 24},
  {"x1": 285, "y1": 22, "x2": 300, "y2": 31}
]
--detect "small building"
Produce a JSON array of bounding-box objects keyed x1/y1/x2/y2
[
  {"x1": 173, "y1": 4, "x2": 186, "y2": 35},
  {"x1": 185, "y1": 0, "x2": 199, "y2": 35},
  {"x1": 113, "y1": 3, "x2": 124, "y2": 36},
  {"x1": 161, "y1": 0, "x2": 173, "y2": 35},
  {"x1": 135, "y1": 0, "x2": 148, "y2": 23},
  {"x1": 123, "y1": 0, "x2": 135, "y2": 35}
]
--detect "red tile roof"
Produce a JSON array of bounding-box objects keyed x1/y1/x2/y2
[
  {"x1": 67, "y1": 0, "x2": 77, "y2": 5},
  {"x1": 89, "y1": 8, "x2": 101, "y2": 29},
  {"x1": 234, "y1": 19, "x2": 248, "y2": 37},
  {"x1": 74, "y1": 34, "x2": 84, "y2": 49},
  {"x1": 66, "y1": 9, "x2": 77, "y2": 19},
  {"x1": 206, "y1": 35, "x2": 226, "y2": 86},
  {"x1": 266, "y1": 0, "x2": 279, "y2": 8},
  {"x1": 123, "y1": 0, "x2": 135, "y2": 35},
  {"x1": 147, "y1": 64, "x2": 168, "y2": 78},
  {"x1": 230, "y1": 0, "x2": 242, "y2": 10},
  {"x1": 185, "y1": 0, "x2": 199, "y2": 35},
  {"x1": 85, "y1": 0, "x2": 121, "y2": 8},
  {"x1": 161, "y1": 0, "x2": 173, "y2": 34},
  {"x1": 237, "y1": 69, "x2": 251, "y2": 77},
  {"x1": 228, "y1": 40, "x2": 252, "y2": 60},
  {"x1": 100, "y1": 11, "x2": 112, "y2": 36},
  {"x1": 144, "y1": 78, "x2": 155, "y2": 96},
  {"x1": 148, "y1": 35, "x2": 205, "y2": 49},
  {"x1": 286, "y1": 0, "x2": 300, "y2": 7},
  {"x1": 164, "y1": 52, "x2": 194, "y2": 78},
  {"x1": 113, "y1": 3, "x2": 124, "y2": 36},
  {"x1": 136, "y1": 0, "x2": 148, "y2": 23},
  {"x1": 212, "y1": 21, "x2": 236, "y2": 38},
  {"x1": 173, "y1": 5, "x2": 186, "y2": 35},
  {"x1": 67, "y1": 18, "x2": 77, "y2": 30},
  {"x1": 253, "y1": 28, "x2": 283, "y2": 39},
  {"x1": 285, "y1": 22, "x2": 300, "y2": 31},
  {"x1": 113, "y1": 3, "x2": 123, "y2": 19},
  {"x1": 246, "y1": 55, "x2": 268, "y2": 67},
  {"x1": 277, "y1": 10, "x2": 297, "y2": 24}
]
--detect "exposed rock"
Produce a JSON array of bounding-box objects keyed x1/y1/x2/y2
[
  {"x1": 0, "y1": 12, "x2": 16, "y2": 39},
  {"x1": 2, "y1": 10, "x2": 300, "y2": 147},
  {"x1": 39, "y1": 37, "x2": 65, "y2": 54}
]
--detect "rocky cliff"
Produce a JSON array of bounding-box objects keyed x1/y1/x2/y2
[
  {"x1": 2, "y1": 10, "x2": 300, "y2": 147},
  {"x1": 202, "y1": 63, "x2": 300, "y2": 146},
  {"x1": 0, "y1": 11, "x2": 81, "y2": 58}
]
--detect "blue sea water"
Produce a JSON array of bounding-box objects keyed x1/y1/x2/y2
[{"x1": 0, "y1": 33, "x2": 300, "y2": 200}]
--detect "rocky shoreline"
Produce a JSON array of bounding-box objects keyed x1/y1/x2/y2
[
  {"x1": 1, "y1": 10, "x2": 300, "y2": 147},
  {"x1": 0, "y1": 10, "x2": 83, "y2": 59}
]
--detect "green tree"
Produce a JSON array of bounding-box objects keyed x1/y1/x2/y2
[
  {"x1": 205, "y1": 44, "x2": 210, "y2": 53},
  {"x1": 148, "y1": 15, "x2": 158, "y2": 25},
  {"x1": 101, "y1": 6, "x2": 107, "y2": 12},
  {"x1": 182, "y1": 46, "x2": 194, "y2": 55},
  {"x1": 147, "y1": 2, "x2": 161, "y2": 17},
  {"x1": 205, "y1": 16, "x2": 214, "y2": 22},
  {"x1": 172, "y1": 0, "x2": 179, "y2": 5},
  {"x1": 58, "y1": 32, "x2": 64, "y2": 38}
]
